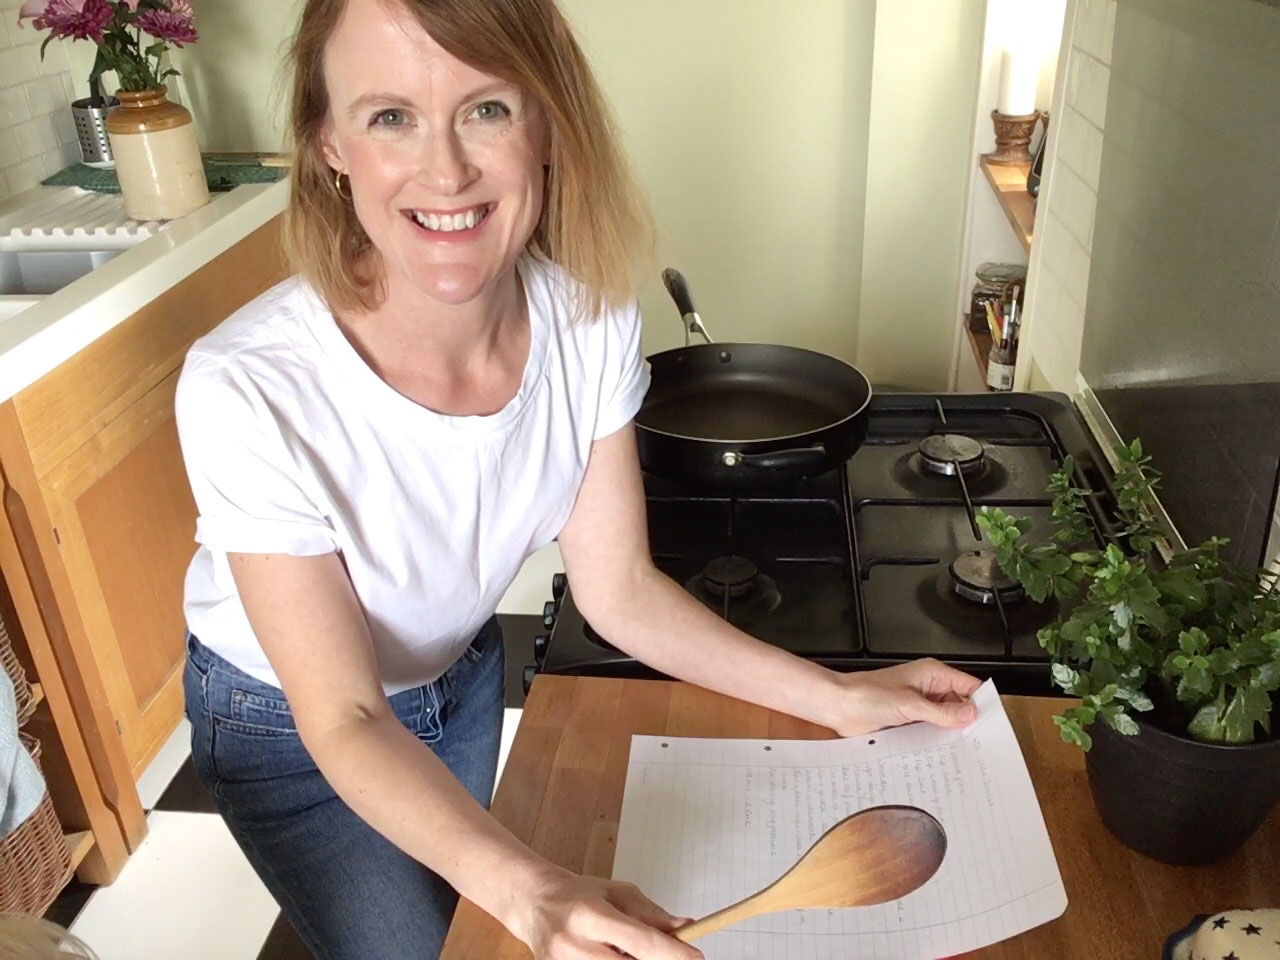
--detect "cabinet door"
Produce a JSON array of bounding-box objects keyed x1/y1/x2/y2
[
  {"x1": 1, "y1": 218, "x2": 286, "y2": 779},
  {"x1": 37, "y1": 373, "x2": 193, "y2": 766}
]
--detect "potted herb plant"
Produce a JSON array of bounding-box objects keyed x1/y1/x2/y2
[
  {"x1": 977, "y1": 441, "x2": 1280, "y2": 866},
  {"x1": 19, "y1": 0, "x2": 208, "y2": 220}
]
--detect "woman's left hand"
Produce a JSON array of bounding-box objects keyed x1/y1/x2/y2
[{"x1": 824, "y1": 659, "x2": 983, "y2": 737}]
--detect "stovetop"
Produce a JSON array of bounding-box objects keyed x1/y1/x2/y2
[{"x1": 529, "y1": 393, "x2": 1120, "y2": 697}]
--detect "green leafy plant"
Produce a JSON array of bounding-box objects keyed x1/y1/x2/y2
[{"x1": 977, "y1": 440, "x2": 1280, "y2": 750}]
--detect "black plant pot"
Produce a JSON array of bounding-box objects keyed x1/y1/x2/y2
[{"x1": 1085, "y1": 715, "x2": 1280, "y2": 865}]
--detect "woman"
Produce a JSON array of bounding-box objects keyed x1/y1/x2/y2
[{"x1": 175, "y1": 0, "x2": 981, "y2": 958}]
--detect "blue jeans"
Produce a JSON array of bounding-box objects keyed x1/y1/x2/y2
[{"x1": 183, "y1": 617, "x2": 505, "y2": 960}]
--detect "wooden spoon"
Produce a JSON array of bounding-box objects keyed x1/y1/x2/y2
[{"x1": 673, "y1": 805, "x2": 946, "y2": 942}]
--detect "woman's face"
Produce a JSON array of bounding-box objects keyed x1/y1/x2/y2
[{"x1": 319, "y1": 0, "x2": 550, "y2": 308}]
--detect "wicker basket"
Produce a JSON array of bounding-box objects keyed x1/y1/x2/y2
[
  {"x1": 0, "y1": 733, "x2": 72, "y2": 915},
  {"x1": 0, "y1": 615, "x2": 35, "y2": 726}
]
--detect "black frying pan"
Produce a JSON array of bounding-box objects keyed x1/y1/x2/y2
[{"x1": 635, "y1": 268, "x2": 872, "y2": 489}]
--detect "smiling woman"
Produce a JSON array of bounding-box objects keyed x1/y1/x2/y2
[
  {"x1": 171, "y1": 2, "x2": 982, "y2": 960},
  {"x1": 284, "y1": 0, "x2": 652, "y2": 317}
]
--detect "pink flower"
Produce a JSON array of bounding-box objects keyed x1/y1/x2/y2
[
  {"x1": 135, "y1": 0, "x2": 196, "y2": 46},
  {"x1": 16, "y1": 0, "x2": 57, "y2": 26},
  {"x1": 25, "y1": 0, "x2": 112, "y2": 40},
  {"x1": 17, "y1": 0, "x2": 135, "y2": 28}
]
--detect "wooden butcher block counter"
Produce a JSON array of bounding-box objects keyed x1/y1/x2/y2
[{"x1": 440, "y1": 676, "x2": 1280, "y2": 958}]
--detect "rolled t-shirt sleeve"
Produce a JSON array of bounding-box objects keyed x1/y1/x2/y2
[
  {"x1": 594, "y1": 299, "x2": 652, "y2": 440},
  {"x1": 175, "y1": 357, "x2": 338, "y2": 556}
]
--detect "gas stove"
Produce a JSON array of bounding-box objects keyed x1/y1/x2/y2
[{"x1": 527, "y1": 393, "x2": 1120, "y2": 697}]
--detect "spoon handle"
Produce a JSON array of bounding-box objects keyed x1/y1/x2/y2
[{"x1": 673, "y1": 893, "x2": 764, "y2": 942}]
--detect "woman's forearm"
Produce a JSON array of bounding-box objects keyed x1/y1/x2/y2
[
  {"x1": 579, "y1": 564, "x2": 844, "y2": 729},
  {"x1": 303, "y1": 712, "x2": 557, "y2": 940}
]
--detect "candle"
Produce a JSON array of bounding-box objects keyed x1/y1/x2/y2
[{"x1": 997, "y1": 48, "x2": 1038, "y2": 116}]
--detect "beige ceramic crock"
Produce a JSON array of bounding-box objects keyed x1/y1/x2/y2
[{"x1": 105, "y1": 87, "x2": 210, "y2": 221}]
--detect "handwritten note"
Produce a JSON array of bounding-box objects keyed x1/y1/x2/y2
[{"x1": 612, "y1": 681, "x2": 1066, "y2": 958}]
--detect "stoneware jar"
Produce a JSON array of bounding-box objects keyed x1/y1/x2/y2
[{"x1": 105, "y1": 87, "x2": 209, "y2": 221}]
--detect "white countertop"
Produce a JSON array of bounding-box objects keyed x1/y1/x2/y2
[{"x1": 0, "y1": 179, "x2": 289, "y2": 403}]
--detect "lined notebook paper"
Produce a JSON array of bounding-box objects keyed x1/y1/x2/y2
[{"x1": 612, "y1": 681, "x2": 1066, "y2": 959}]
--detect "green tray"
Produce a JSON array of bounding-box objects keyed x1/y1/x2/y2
[{"x1": 41, "y1": 160, "x2": 287, "y2": 194}]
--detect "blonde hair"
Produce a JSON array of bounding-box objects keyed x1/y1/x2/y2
[
  {"x1": 284, "y1": 0, "x2": 653, "y2": 319},
  {"x1": 0, "y1": 916, "x2": 96, "y2": 960}
]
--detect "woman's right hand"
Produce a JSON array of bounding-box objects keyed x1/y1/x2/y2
[{"x1": 516, "y1": 865, "x2": 704, "y2": 959}]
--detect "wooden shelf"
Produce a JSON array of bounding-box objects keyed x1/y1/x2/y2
[
  {"x1": 980, "y1": 157, "x2": 1035, "y2": 253},
  {"x1": 65, "y1": 830, "x2": 94, "y2": 871}
]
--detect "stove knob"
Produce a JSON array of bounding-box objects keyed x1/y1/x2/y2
[
  {"x1": 533, "y1": 633, "x2": 549, "y2": 660},
  {"x1": 522, "y1": 664, "x2": 537, "y2": 696},
  {"x1": 551, "y1": 572, "x2": 567, "y2": 601}
]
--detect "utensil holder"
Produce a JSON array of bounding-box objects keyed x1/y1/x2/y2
[{"x1": 71, "y1": 97, "x2": 119, "y2": 168}]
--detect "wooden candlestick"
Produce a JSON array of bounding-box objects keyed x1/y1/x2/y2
[{"x1": 987, "y1": 109, "x2": 1041, "y2": 165}]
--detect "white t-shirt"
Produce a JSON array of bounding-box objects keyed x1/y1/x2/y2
[{"x1": 176, "y1": 255, "x2": 649, "y2": 694}]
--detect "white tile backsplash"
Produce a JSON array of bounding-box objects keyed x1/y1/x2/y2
[
  {"x1": 36, "y1": 36, "x2": 67, "y2": 76},
  {"x1": 25, "y1": 73, "x2": 67, "y2": 116},
  {"x1": 14, "y1": 113, "x2": 56, "y2": 159},
  {"x1": 0, "y1": 84, "x2": 26, "y2": 128},
  {"x1": 1058, "y1": 106, "x2": 1104, "y2": 192},
  {"x1": 1074, "y1": 0, "x2": 1116, "y2": 66},
  {"x1": 0, "y1": 16, "x2": 75, "y2": 197},
  {"x1": 1068, "y1": 51, "x2": 1111, "y2": 130},
  {"x1": 41, "y1": 139, "x2": 78, "y2": 174},
  {"x1": 1055, "y1": 107, "x2": 1088, "y2": 183},
  {"x1": 1042, "y1": 211, "x2": 1092, "y2": 312},
  {"x1": 0, "y1": 125, "x2": 16, "y2": 167},
  {"x1": 1024, "y1": 0, "x2": 1117, "y2": 394},
  {"x1": 5, "y1": 154, "x2": 45, "y2": 194},
  {"x1": 1048, "y1": 162, "x2": 1097, "y2": 253}
]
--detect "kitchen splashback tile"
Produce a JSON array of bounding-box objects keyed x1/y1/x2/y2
[
  {"x1": 1055, "y1": 107, "x2": 1090, "y2": 183},
  {"x1": 0, "y1": 23, "x2": 73, "y2": 197},
  {"x1": 0, "y1": 126, "x2": 17, "y2": 168},
  {"x1": 14, "y1": 113, "x2": 58, "y2": 163},
  {"x1": 0, "y1": 84, "x2": 29, "y2": 128},
  {"x1": 4, "y1": 154, "x2": 45, "y2": 195},
  {"x1": 1048, "y1": 163, "x2": 1097, "y2": 254},
  {"x1": 1074, "y1": 0, "x2": 1117, "y2": 66},
  {"x1": 1068, "y1": 52, "x2": 1111, "y2": 130},
  {"x1": 39, "y1": 141, "x2": 78, "y2": 177},
  {"x1": 24, "y1": 73, "x2": 68, "y2": 117},
  {"x1": 35, "y1": 37, "x2": 67, "y2": 76}
]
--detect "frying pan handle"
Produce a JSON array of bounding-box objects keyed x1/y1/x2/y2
[
  {"x1": 721, "y1": 445, "x2": 828, "y2": 473},
  {"x1": 662, "y1": 267, "x2": 713, "y2": 345}
]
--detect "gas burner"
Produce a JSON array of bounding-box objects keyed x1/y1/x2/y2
[
  {"x1": 918, "y1": 434, "x2": 987, "y2": 477},
  {"x1": 687, "y1": 555, "x2": 782, "y2": 617},
  {"x1": 949, "y1": 549, "x2": 1025, "y2": 606},
  {"x1": 703, "y1": 556, "x2": 760, "y2": 598}
]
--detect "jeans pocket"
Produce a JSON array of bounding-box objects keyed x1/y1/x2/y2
[
  {"x1": 220, "y1": 687, "x2": 298, "y2": 738},
  {"x1": 414, "y1": 682, "x2": 445, "y2": 745}
]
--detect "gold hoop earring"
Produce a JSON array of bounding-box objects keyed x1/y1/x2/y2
[{"x1": 334, "y1": 170, "x2": 351, "y2": 200}]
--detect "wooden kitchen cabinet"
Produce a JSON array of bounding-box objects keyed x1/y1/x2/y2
[{"x1": 0, "y1": 217, "x2": 287, "y2": 882}]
